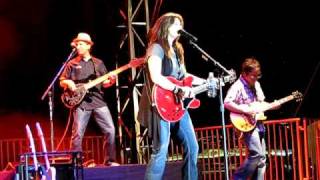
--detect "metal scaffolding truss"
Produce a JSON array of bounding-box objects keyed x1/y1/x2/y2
[{"x1": 116, "y1": 0, "x2": 150, "y2": 164}]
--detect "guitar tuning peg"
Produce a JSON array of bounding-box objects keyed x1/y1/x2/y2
[{"x1": 227, "y1": 69, "x2": 237, "y2": 82}]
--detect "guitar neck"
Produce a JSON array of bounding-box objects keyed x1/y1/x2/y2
[
  {"x1": 192, "y1": 83, "x2": 209, "y2": 95},
  {"x1": 265, "y1": 95, "x2": 295, "y2": 111},
  {"x1": 84, "y1": 63, "x2": 131, "y2": 90}
]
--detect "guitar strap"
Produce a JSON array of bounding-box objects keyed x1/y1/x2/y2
[
  {"x1": 89, "y1": 57, "x2": 104, "y2": 95},
  {"x1": 240, "y1": 76, "x2": 266, "y2": 133},
  {"x1": 91, "y1": 57, "x2": 100, "y2": 77}
]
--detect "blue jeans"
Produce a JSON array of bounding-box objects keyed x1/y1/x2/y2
[
  {"x1": 145, "y1": 112, "x2": 199, "y2": 180},
  {"x1": 70, "y1": 106, "x2": 116, "y2": 163},
  {"x1": 233, "y1": 127, "x2": 266, "y2": 180}
]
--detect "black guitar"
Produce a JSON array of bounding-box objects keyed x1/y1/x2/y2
[{"x1": 61, "y1": 58, "x2": 144, "y2": 108}]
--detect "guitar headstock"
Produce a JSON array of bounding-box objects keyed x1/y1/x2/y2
[
  {"x1": 292, "y1": 90, "x2": 303, "y2": 102},
  {"x1": 223, "y1": 69, "x2": 237, "y2": 83},
  {"x1": 129, "y1": 57, "x2": 145, "y2": 68}
]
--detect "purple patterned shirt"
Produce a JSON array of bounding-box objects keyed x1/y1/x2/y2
[{"x1": 224, "y1": 75, "x2": 266, "y2": 132}]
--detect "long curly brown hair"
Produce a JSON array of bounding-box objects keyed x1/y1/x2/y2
[{"x1": 148, "y1": 12, "x2": 185, "y2": 64}]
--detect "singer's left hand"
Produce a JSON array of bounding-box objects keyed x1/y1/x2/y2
[{"x1": 181, "y1": 86, "x2": 195, "y2": 98}]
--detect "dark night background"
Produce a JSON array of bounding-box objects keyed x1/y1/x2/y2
[{"x1": 0, "y1": 1, "x2": 319, "y2": 139}]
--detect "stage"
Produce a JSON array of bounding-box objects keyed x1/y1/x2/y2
[
  {"x1": 1, "y1": 162, "x2": 183, "y2": 180},
  {"x1": 0, "y1": 118, "x2": 318, "y2": 179},
  {"x1": 83, "y1": 162, "x2": 182, "y2": 180}
]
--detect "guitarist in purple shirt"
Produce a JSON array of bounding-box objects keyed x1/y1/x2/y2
[
  {"x1": 224, "y1": 57, "x2": 280, "y2": 180},
  {"x1": 137, "y1": 12, "x2": 206, "y2": 180},
  {"x1": 59, "y1": 32, "x2": 119, "y2": 166}
]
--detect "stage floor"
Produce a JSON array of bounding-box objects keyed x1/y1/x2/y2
[
  {"x1": 0, "y1": 161, "x2": 183, "y2": 180},
  {"x1": 83, "y1": 162, "x2": 182, "y2": 180}
]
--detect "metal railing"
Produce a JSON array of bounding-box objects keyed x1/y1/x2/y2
[
  {"x1": 139, "y1": 117, "x2": 314, "y2": 180},
  {"x1": 0, "y1": 136, "x2": 105, "y2": 170},
  {"x1": 1, "y1": 118, "x2": 318, "y2": 180}
]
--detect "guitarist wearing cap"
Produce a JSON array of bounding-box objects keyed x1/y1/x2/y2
[
  {"x1": 224, "y1": 57, "x2": 282, "y2": 180},
  {"x1": 59, "y1": 32, "x2": 119, "y2": 166}
]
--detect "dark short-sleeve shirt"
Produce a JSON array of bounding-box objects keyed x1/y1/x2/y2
[{"x1": 60, "y1": 56, "x2": 107, "y2": 110}]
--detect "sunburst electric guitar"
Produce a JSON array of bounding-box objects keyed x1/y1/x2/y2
[
  {"x1": 61, "y1": 58, "x2": 144, "y2": 108},
  {"x1": 230, "y1": 91, "x2": 303, "y2": 132}
]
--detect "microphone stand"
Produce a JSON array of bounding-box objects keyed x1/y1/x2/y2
[
  {"x1": 188, "y1": 40, "x2": 231, "y2": 180},
  {"x1": 41, "y1": 49, "x2": 76, "y2": 152}
]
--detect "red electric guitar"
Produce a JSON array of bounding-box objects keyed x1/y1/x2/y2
[{"x1": 153, "y1": 71, "x2": 236, "y2": 122}]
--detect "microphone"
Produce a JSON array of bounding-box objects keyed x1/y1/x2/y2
[
  {"x1": 70, "y1": 42, "x2": 76, "y2": 48},
  {"x1": 70, "y1": 42, "x2": 77, "y2": 52},
  {"x1": 178, "y1": 29, "x2": 198, "y2": 42}
]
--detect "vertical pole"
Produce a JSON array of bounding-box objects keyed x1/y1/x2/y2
[
  {"x1": 303, "y1": 119, "x2": 309, "y2": 179},
  {"x1": 127, "y1": 0, "x2": 150, "y2": 164},
  {"x1": 296, "y1": 119, "x2": 303, "y2": 180},
  {"x1": 127, "y1": 0, "x2": 143, "y2": 163},
  {"x1": 316, "y1": 122, "x2": 320, "y2": 180},
  {"x1": 219, "y1": 78, "x2": 229, "y2": 180},
  {"x1": 115, "y1": 61, "x2": 125, "y2": 163},
  {"x1": 117, "y1": 0, "x2": 150, "y2": 164},
  {"x1": 48, "y1": 90, "x2": 55, "y2": 154}
]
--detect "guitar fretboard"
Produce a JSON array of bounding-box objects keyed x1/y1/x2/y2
[
  {"x1": 271, "y1": 95, "x2": 294, "y2": 107},
  {"x1": 193, "y1": 83, "x2": 209, "y2": 95},
  {"x1": 263, "y1": 95, "x2": 296, "y2": 112},
  {"x1": 84, "y1": 64, "x2": 132, "y2": 90}
]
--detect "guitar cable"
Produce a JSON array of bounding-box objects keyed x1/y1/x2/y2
[{"x1": 55, "y1": 109, "x2": 73, "y2": 151}]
